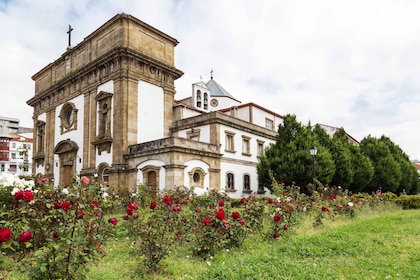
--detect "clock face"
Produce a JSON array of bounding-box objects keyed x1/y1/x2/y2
[{"x1": 210, "y1": 99, "x2": 218, "y2": 107}]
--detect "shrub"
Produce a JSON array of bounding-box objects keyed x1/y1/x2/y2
[
  {"x1": 0, "y1": 175, "x2": 117, "y2": 279},
  {"x1": 393, "y1": 194, "x2": 420, "y2": 209}
]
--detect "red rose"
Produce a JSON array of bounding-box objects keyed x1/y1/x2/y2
[
  {"x1": 76, "y1": 211, "x2": 85, "y2": 219},
  {"x1": 215, "y1": 208, "x2": 225, "y2": 220},
  {"x1": 218, "y1": 200, "x2": 225, "y2": 207},
  {"x1": 0, "y1": 228, "x2": 11, "y2": 243},
  {"x1": 22, "y1": 190, "x2": 34, "y2": 202},
  {"x1": 122, "y1": 215, "x2": 129, "y2": 221},
  {"x1": 18, "y1": 231, "x2": 32, "y2": 242},
  {"x1": 283, "y1": 223, "x2": 289, "y2": 230},
  {"x1": 231, "y1": 211, "x2": 241, "y2": 220},
  {"x1": 273, "y1": 213, "x2": 282, "y2": 222},
  {"x1": 61, "y1": 202, "x2": 72, "y2": 211},
  {"x1": 133, "y1": 213, "x2": 139, "y2": 219},
  {"x1": 239, "y1": 219, "x2": 245, "y2": 226},
  {"x1": 268, "y1": 198, "x2": 274, "y2": 204},
  {"x1": 53, "y1": 232, "x2": 59, "y2": 239},
  {"x1": 321, "y1": 206, "x2": 330, "y2": 212},
  {"x1": 162, "y1": 195, "x2": 172, "y2": 206},
  {"x1": 96, "y1": 211, "x2": 102, "y2": 217},
  {"x1": 108, "y1": 217, "x2": 118, "y2": 225},
  {"x1": 202, "y1": 217, "x2": 212, "y2": 225},
  {"x1": 181, "y1": 200, "x2": 188, "y2": 205},
  {"x1": 273, "y1": 232, "x2": 280, "y2": 239},
  {"x1": 126, "y1": 208, "x2": 133, "y2": 215},
  {"x1": 240, "y1": 197, "x2": 246, "y2": 204},
  {"x1": 150, "y1": 201, "x2": 157, "y2": 209},
  {"x1": 90, "y1": 200, "x2": 99, "y2": 209},
  {"x1": 13, "y1": 190, "x2": 24, "y2": 201},
  {"x1": 196, "y1": 207, "x2": 201, "y2": 213},
  {"x1": 127, "y1": 202, "x2": 139, "y2": 210},
  {"x1": 54, "y1": 201, "x2": 72, "y2": 210}
]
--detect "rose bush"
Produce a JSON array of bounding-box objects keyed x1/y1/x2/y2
[
  {"x1": 123, "y1": 186, "x2": 194, "y2": 272},
  {"x1": 0, "y1": 174, "x2": 117, "y2": 279}
]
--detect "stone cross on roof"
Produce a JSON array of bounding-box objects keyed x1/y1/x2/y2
[{"x1": 67, "y1": 25, "x2": 73, "y2": 48}]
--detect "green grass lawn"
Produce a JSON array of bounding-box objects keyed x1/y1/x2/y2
[{"x1": 3, "y1": 209, "x2": 420, "y2": 279}]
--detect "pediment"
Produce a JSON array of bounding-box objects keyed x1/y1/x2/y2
[{"x1": 53, "y1": 139, "x2": 79, "y2": 154}]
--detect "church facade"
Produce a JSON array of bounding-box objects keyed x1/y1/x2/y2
[{"x1": 27, "y1": 14, "x2": 282, "y2": 198}]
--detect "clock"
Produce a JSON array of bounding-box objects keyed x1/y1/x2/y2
[{"x1": 210, "y1": 99, "x2": 218, "y2": 107}]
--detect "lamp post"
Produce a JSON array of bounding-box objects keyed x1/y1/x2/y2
[{"x1": 309, "y1": 145, "x2": 318, "y2": 182}]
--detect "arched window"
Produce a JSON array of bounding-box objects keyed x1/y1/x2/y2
[
  {"x1": 188, "y1": 167, "x2": 206, "y2": 188},
  {"x1": 97, "y1": 163, "x2": 110, "y2": 183},
  {"x1": 203, "y1": 92, "x2": 208, "y2": 110},
  {"x1": 196, "y1": 90, "x2": 202, "y2": 108},
  {"x1": 59, "y1": 102, "x2": 78, "y2": 134}
]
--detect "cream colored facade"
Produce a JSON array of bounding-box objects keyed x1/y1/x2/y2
[{"x1": 27, "y1": 13, "x2": 282, "y2": 197}]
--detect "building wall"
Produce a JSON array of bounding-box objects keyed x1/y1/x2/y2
[
  {"x1": 138, "y1": 81, "x2": 164, "y2": 143},
  {"x1": 27, "y1": 14, "x2": 183, "y2": 187}
]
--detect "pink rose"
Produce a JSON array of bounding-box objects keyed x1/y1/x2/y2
[
  {"x1": 81, "y1": 176, "x2": 90, "y2": 185},
  {"x1": 172, "y1": 204, "x2": 181, "y2": 212}
]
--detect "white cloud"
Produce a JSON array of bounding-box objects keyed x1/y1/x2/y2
[{"x1": 1, "y1": 0, "x2": 420, "y2": 160}]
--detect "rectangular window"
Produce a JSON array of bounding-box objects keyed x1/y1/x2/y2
[
  {"x1": 242, "y1": 136, "x2": 251, "y2": 156},
  {"x1": 12, "y1": 143, "x2": 16, "y2": 149},
  {"x1": 257, "y1": 140, "x2": 265, "y2": 157},
  {"x1": 225, "y1": 131, "x2": 235, "y2": 152},
  {"x1": 243, "y1": 175, "x2": 250, "y2": 192},
  {"x1": 227, "y1": 173, "x2": 235, "y2": 190},
  {"x1": 265, "y1": 118, "x2": 274, "y2": 130},
  {"x1": 0, "y1": 151, "x2": 8, "y2": 161},
  {"x1": 36, "y1": 121, "x2": 46, "y2": 154},
  {"x1": 11, "y1": 153, "x2": 16, "y2": 159}
]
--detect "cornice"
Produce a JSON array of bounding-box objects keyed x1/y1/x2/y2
[{"x1": 27, "y1": 47, "x2": 183, "y2": 113}]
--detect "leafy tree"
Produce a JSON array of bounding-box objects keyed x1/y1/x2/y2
[
  {"x1": 360, "y1": 136, "x2": 402, "y2": 193},
  {"x1": 313, "y1": 126, "x2": 354, "y2": 188},
  {"x1": 380, "y1": 136, "x2": 419, "y2": 194},
  {"x1": 257, "y1": 115, "x2": 334, "y2": 192},
  {"x1": 348, "y1": 144, "x2": 374, "y2": 193}
]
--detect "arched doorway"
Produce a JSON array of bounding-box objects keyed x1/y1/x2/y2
[
  {"x1": 53, "y1": 140, "x2": 79, "y2": 186},
  {"x1": 140, "y1": 165, "x2": 161, "y2": 201}
]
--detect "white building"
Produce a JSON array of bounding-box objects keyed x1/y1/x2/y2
[
  {"x1": 0, "y1": 116, "x2": 33, "y2": 176},
  {"x1": 27, "y1": 14, "x2": 283, "y2": 197}
]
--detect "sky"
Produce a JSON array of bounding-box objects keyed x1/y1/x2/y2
[{"x1": 1, "y1": 0, "x2": 420, "y2": 160}]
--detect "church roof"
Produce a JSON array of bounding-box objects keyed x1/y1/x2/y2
[{"x1": 206, "y1": 79, "x2": 235, "y2": 99}]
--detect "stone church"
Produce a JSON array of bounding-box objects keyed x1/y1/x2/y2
[{"x1": 27, "y1": 13, "x2": 282, "y2": 198}]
